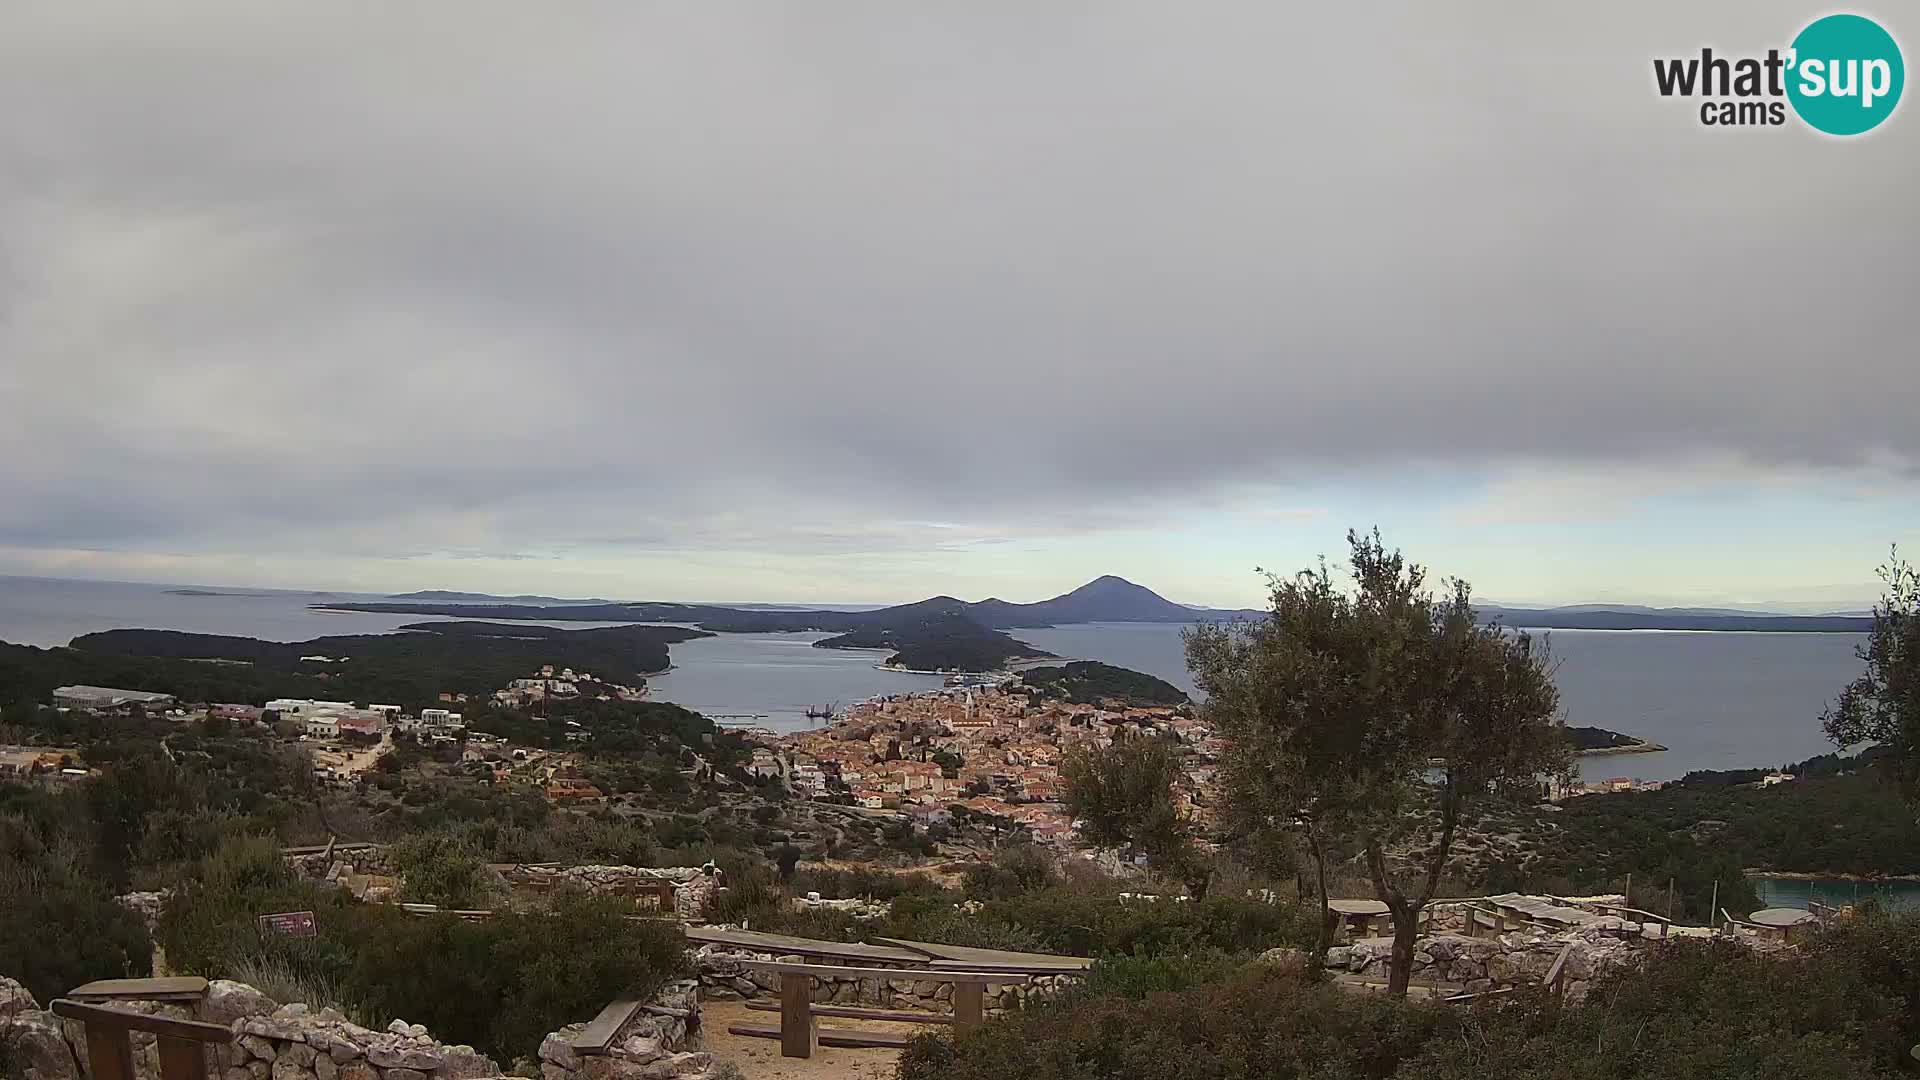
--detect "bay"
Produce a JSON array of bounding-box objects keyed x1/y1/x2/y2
[
  {"x1": 1752, "y1": 876, "x2": 1920, "y2": 912},
  {"x1": 1014, "y1": 622, "x2": 1869, "y2": 783},
  {"x1": 0, "y1": 576, "x2": 1872, "y2": 781}
]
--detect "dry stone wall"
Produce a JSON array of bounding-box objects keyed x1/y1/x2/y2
[
  {"x1": 1325, "y1": 928, "x2": 1641, "y2": 1002},
  {"x1": 0, "y1": 975, "x2": 714, "y2": 1080},
  {"x1": 534, "y1": 979, "x2": 707, "y2": 1080},
  {"x1": 284, "y1": 848, "x2": 716, "y2": 920},
  {"x1": 0, "y1": 977, "x2": 499, "y2": 1080},
  {"x1": 693, "y1": 945, "x2": 1075, "y2": 1013},
  {"x1": 502, "y1": 866, "x2": 715, "y2": 922}
]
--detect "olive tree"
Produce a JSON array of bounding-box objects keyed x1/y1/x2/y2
[
  {"x1": 1062, "y1": 731, "x2": 1208, "y2": 894},
  {"x1": 1823, "y1": 549, "x2": 1920, "y2": 797},
  {"x1": 1187, "y1": 560, "x2": 1368, "y2": 969},
  {"x1": 1190, "y1": 530, "x2": 1567, "y2": 994}
]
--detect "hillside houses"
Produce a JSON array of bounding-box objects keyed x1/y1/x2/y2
[{"x1": 759, "y1": 680, "x2": 1212, "y2": 849}]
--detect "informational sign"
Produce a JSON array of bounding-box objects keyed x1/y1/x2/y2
[{"x1": 256, "y1": 910, "x2": 318, "y2": 938}]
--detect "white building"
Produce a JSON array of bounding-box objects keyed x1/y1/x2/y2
[
  {"x1": 265, "y1": 699, "x2": 355, "y2": 717},
  {"x1": 304, "y1": 716, "x2": 340, "y2": 739},
  {"x1": 53, "y1": 686, "x2": 175, "y2": 709},
  {"x1": 415, "y1": 708, "x2": 464, "y2": 732}
]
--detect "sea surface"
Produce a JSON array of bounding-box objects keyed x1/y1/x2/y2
[
  {"x1": 1753, "y1": 876, "x2": 1920, "y2": 912},
  {"x1": 0, "y1": 576, "x2": 1871, "y2": 781}
]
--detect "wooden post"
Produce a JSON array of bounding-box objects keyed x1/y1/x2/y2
[
  {"x1": 85, "y1": 1023, "x2": 137, "y2": 1080},
  {"x1": 778, "y1": 973, "x2": 817, "y2": 1059},
  {"x1": 156, "y1": 1037, "x2": 210, "y2": 1080},
  {"x1": 51, "y1": 1000, "x2": 228, "y2": 1080},
  {"x1": 1625, "y1": 872, "x2": 1632, "y2": 908},
  {"x1": 1710, "y1": 880, "x2": 1720, "y2": 933},
  {"x1": 953, "y1": 981, "x2": 985, "y2": 1031}
]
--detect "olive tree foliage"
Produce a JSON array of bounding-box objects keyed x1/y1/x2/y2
[
  {"x1": 1823, "y1": 549, "x2": 1920, "y2": 798},
  {"x1": 1187, "y1": 530, "x2": 1568, "y2": 995},
  {"x1": 1062, "y1": 731, "x2": 1208, "y2": 895},
  {"x1": 1187, "y1": 558, "x2": 1369, "y2": 970}
]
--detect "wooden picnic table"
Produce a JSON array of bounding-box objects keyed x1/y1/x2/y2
[
  {"x1": 684, "y1": 926, "x2": 928, "y2": 965},
  {"x1": 1747, "y1": 907, "x2": 1818, "y2": 941},
  {"x1": 1327, "y1": 899, "x2": 1392, "y2": 938},
  {"x1": 725, "y1": 961, "x2": 1030, "y2": 1059},
  {"x1": 869, "y1": 937, "x2": 1093, "y2": 973}
]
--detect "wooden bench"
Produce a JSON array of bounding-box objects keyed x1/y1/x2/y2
[
  {"x1": 745, "y1": 1001, "x2": 953, "y2": 1025},
  {"x1": 724, "y1": 961, "x2": 1030, "y2": 1059},
  {"x1": 51, "y1": 999, "x2": 231, "y2": 1080},
  {"x1": 569, "y1": 998, "x2": 645, "y2": 1056},
  {"x1": 68, "y1": 977, "x2": 210, "y2": 1003}
]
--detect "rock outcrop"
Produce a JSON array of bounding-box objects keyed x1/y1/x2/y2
[{"x1": 0, "y1": 979, "x2": 82, "y2": 1080}]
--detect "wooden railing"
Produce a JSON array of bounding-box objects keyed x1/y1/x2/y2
[
  {"x1": 1542, "y1": 941, "x2": 1577, "y2": 997},
  {"x1": 724, "y1": 961, "x2": 1030, "y2": 1059},
  {"x1": 50, "y1": 999, "x2": 231, "y2": 1080},
  {"x1": 1593, "y1": 903, "x2": 1672, "y2": 939}
]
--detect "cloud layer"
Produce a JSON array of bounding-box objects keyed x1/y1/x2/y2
[{"x1": 1, "y1": 2, "x2": 1914, "y2": 601}]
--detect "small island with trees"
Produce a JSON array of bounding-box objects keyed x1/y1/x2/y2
[
  {"x1": 1019, "y1": 660, "x2": 1190, "y2": 707},
  {"x1": 1565, "y1": 725, "x2": 1667, "y2": 755}
]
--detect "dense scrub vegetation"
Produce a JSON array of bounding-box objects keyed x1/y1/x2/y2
[
  {"x1": 1020, "y1": 661, "x2": 1190, "y2": 705},
  {"x1": 901, "y1": 913, "x2": 1920, "y2": 1080},
  {"x1": 9, "y1": 622, "x2": 708, "y2": 709},
  {"x1": 716, "y1": 844, "x2": 1316, "y2": 959},
  {"x1": 158, "y1": 836, "x2": 687, "y2": 1061},
  {"x1": 1518, "y1": 770, "x2": 1920, "y2": 886}
]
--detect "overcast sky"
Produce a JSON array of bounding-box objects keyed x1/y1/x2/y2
[{"x1": 1, "y1": 2, "x2": 1914, "y2": 610}]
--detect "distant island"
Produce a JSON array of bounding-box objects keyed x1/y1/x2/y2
[
  {"x1": 814, "y1": 609, "x2": 1053, "y2": 673},
  {"x1": 386, "y1": 589, "x2": 617, "y2": 605},
  {"x1": 321, "y1": 575, "x2": 1875, "y2": 634},
  {"x1": 0, "y1": 622, "x2": 708, "y2": 710},
  {"x1": 1019, "y1": 660, "x2": 1189, "y2": 707},
  {"x1": 305, "y1": 575, "x2": 1875, "y2": 679},
  {"x1": 1566, "y1": 725, "x2": 1666, "y2": 755}
]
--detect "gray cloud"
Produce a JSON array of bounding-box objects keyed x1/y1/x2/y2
[{"x1": 1, "y1": 1, "x2": 1915, "y2": 571}]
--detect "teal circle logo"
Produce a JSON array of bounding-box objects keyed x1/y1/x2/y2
[{"x1": 1787, "y1": 14, "x2": 1904, "y2": 135}]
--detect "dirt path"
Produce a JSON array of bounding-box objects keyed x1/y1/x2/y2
[{"x1": 699, "y1": 1000, "x2": 940, "y2": 1080}]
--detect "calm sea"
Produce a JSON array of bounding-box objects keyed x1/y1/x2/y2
[
  {"x1": 0, "y1": 576, "x2": 1870, "y2": 781},
  {"x1": 1753, "y1": 876, "x2": 1920, "y2": 911},
  {"x1": 1017, "y1": 622, "x2": 1869, "y2": 783}
]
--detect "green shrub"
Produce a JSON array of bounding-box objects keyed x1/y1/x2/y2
[
  {"x1": 899, "y1": 966, "x2": 1451, "y2": 1080},
  {"x1": 901, "y1": 925, "x2": 1920, "y2": 1080},
  {"x1": 964, "y1": 889, "x2": 1314, "y2": 958},
  {"x1": 787, "y1": 866, "x2": 949, "y2": 902},
  {"x1": 158, "y1": 836, "x2": 690, "y2": 1062},
  {"x1": 346, "y1": 893, "x2": 688, "y2": 1059},
  {"x1": 388, "y1": 831, "x2": 492, "y2": 908},
  {"x1": 1061, "y1": 950, "x2": 1251, "y2": 1004},
  {"x1": 0, "y1": 829, "x2": 153, "y2": 1004},
  {"x1": 962, "y1": 844, "x2": 1060, "y2": 901}
]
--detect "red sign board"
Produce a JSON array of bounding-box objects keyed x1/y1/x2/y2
[{"x1": 257, "y1": 911, "x2": 318, "y2": 938}]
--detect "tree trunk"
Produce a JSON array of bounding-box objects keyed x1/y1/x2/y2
[
  {"x1": 1387, "y1": 905, "x2": 1420, "y2": 995},
  {"x1": 1306, "y1": 830, "x2": 1333, "y2": 971},
  {"x1": 1362, "y1": 833, "x2": 1418, "y2": 997}
]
